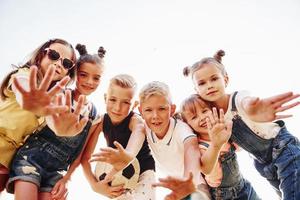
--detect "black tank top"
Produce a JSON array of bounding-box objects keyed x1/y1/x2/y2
[{"x1": 103, "y1": 111, "x2": 155, "y2": 174}]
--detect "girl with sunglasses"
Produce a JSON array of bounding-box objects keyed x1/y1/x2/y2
[
  {"x1": 6, "y1": 43, "x2": 106, "y2": 200},
  {"x1": 0, "y1": 38, "x2": 77, "y2": 195}
]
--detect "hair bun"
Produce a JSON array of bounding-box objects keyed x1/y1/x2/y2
[
  {"x1": 183, "y1": 66, "x2": 190, "y2": 77},
  {"x1": 214, "y1": 49, "x2": 225, "y2": 63},
  {"x1": 76, "y1": 44, "x2": 88, "y2": 56},
  {"x1": 98, "y1": 46, "x2": 106, "y2": 58}
]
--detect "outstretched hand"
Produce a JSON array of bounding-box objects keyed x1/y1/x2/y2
[
  {"x1": 242, "y1": 91, "x2": 300, "y2": 122},
  {"x1": 206, "y1": 107, "x2": 232, "y2": 148},
  {"x1": 152, "y1": 172, "x2": 195, "y2": 200},
  {"x1": 12, "y1": 65, "x2": 70, "y2": 116},
  {"x1": 46, "y1": 90, "x2": 88, "y2": 137},
  {"x1": 90, "y1": 141, "x2": 134, "y2": 172}
]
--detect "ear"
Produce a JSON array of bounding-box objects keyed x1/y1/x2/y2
[
  {"x1": 170, "y1": 104, "x2": 177, "y2": 116},
  {"x1": 224, "y1": 75, "x2": 229, "y2": 87}
]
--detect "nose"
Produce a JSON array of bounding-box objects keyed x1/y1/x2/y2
[
  {"x1": 113, "y1": 102, "x2": 121, "y2": 112},
  {"x1": 152, "y1": 110, "x2": 158, "y2": 119},
  {"x1": 86, "y1": 77, "x2": 94, "y2": 85}
]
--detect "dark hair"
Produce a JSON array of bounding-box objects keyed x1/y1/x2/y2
[
  {"x1": 183, "y1": 49, "x2": 227, "y2": 78},
  {"x1": 75, "y1": 44, "x2": 106, "y2": 70},
  {"x1": 0, "y1": 38, "x2": 76, "y2": 100}
]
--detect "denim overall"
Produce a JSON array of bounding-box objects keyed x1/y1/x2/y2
[
  {"x1": 199, "y1": 141, "x2": 260, "y2": 200},
  {"x1": 230, "y1": 91, "x2": 300, "y2": 200},
  {"x1": 8, "y1": 103, "x2": 97, "y2": 192}
]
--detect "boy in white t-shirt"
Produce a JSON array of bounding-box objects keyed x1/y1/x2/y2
[{"x1": 137, "y1": 81, "x2": 210, "y2": 200}]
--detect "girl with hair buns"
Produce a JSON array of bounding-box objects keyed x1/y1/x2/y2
[
  {"x1": 182, "y1": 50, "x2": 300, "y2": 200},
  {"x1": 6, "y1": 44, "x2": 106, "y2": 200},
  {"x1": 0, "y1": 38, "x2": 76, "y2": 194}
]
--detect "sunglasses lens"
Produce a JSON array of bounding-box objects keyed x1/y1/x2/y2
[
  {"x1": 48, "y1": 49, "x2": 60, "y2": 60},
  {"x1": 62, "y1": 59, "x2": 74, "y2": 69}
]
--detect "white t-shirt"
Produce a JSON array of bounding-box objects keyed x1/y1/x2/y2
[
  {"x1": 225, "y1": 91, "x2": 281, "y2": 139},
  {"x1": 145, "y1": 117, "x2": 196, "y2": 177}
]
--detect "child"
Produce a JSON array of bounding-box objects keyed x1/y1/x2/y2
[
  {"x1": 95, "y1": 81, "x2": 211, "y2": 200},
  {"x1": 183, "y1": 50, "x2": 300, "y2": 200},
  {"x1": 81, "y1": 74, "x2": 156, "y2": 199},
  {"x1": 172, "y1": 94, "x2": 260, "y2": 200},
  {"x1": 0, "y1": 38, "x2": 76, "y2": 193},
  {"x1": 6, "y1": 43, "x2": 106, "y2": 200}
]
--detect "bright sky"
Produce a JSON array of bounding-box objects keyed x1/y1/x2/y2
[{"x1": 1, "y1": 0, "x2": 300, "y2": 199}]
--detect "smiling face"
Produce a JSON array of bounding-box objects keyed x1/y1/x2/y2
[
  {"x1": 76, "y1": 62, "x2": 103, "y2": 96},
  {"x1": 139, "y1": 94, "x2": 176, "y2": 138},
  {"x1": 105, "y1": 84, "x2": 135, "y2": 125},
  {"x1": 40, "y1": 43, "x2": 73, "y2": 81},
  {"x1": 182, "y1": 102, "x2": 210, "y2": 135},
  {"x1": 192, "y1": 63, "x2": 228, "y2": 103}
]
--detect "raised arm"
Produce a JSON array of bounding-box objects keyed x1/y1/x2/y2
[
  {"x1": 90, "y1": 114, "x2": 145, "y2": 171},
  {"x1": 12, "y1": 65, "x2": 70, "y2": 116},
  {"x1": 200, "y1": 108, "x2": 232, "y2": 175},
  {"x1": 46, "y1": 90, "x2": 88, "y2": 137},
  {"x1": 81, "y1": 120, "x2": 124, "y2": 198},
  {"x1": 242, "y1": 91, "x2": 300, "y2": 122}
]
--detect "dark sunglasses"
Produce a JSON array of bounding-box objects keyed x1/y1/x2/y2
[{"x1": 45, "y1": 48, "x2": 74, "y2": 70}]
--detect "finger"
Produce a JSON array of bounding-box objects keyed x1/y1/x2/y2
[
  {"x1": 272, "y1": 94, "x2": 300, "y2": 107},
  {"x1": 52, "y1": 187, "x2": 66, "y2": 199},
  {"x1": 275, "y1": 114, "x2": 293, "y2": 120},
  {"x1": 12, "y1": 77, "x2": 27, "y2": 94},
  {"x1": 39, "y1": 65, "x2": 55, "y2": 91},
  {"x1": 276, "y1": 101, "x2": 300, "y2": 113},
  {"x1": 29, "y1": 65, "x2": 38, "y2": 90},
  {"x1": 99, "y1": 146, "x2": 118, "y2": 154},
  {"x1": 219, "y1": 109, "x2": 225, "y2": 124},
  {"x1": 44, "y1": 105, "x2": 69, "y2": 115},
  {"x1": 65, "y1": 90, "x2": 72, "y2": 111},
  {"x1": 207, "y1": 110, "x2": 215, "y2": 125},
  {"x1": 48, "y1": 76, "x2": 70, "y2": 97},
  {"x1": 267, "y1": 92, "x2": 294, "y2": 103},
  {"x1": 206, "y1": 118, "x2": 212, "y2": 130},
  {"x1": 51, "y1": 183, "x2": 59, "y2": 195},
  {"x1": 212, "y1": 107, "x2": 219, "y2": 122},
  {"x1": 73, "y1": 95, "x2": 85, "y2": 116},
  {"x1": 113, "y1": 141, "x2": 125, "y2": 152}
]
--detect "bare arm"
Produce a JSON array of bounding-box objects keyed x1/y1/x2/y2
[
  {"x1": 90, "y1": 114, "x2": 146, "y2": 171},
  {"x1": 183, "y1": 136, "x2": 201, "y2": 185},
  {"x1": 199, "y1": 108, "x2": 232, "y2": 175},
  {"x1": 241, "y1": 91, "x2": 300, "y2": 122}
]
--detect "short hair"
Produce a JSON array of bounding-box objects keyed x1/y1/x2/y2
[
  {"x1": 109, "y1": 74, "x2": 137, "y2": 92},
  {"x1": 139, "y1": 81, "x2": 172, "y2": 104}
]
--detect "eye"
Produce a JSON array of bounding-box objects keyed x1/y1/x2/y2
[
  {"x1": 198, "y1": 81, "x2": 205, "y2": 86},
  {"x1": 144, "y1": 108, "x2": 152, "y2": 112},
  {"x1": 109, "y1": 98, "x2": 116, "y2": 102},
  {"x1": 159, "y1": 107, "x2": 166, "y2": 111},
  {"x1": 202, "y1": 108, "x2": 209, "y2": 114},
  {"x1": 79, "y1": 73, "x2": 87, "y2": 78},
  {"x1": 211, "y1": 76, "x2": 219, "y2": 81},
  {"x1": 93, "y1": 76, "x2": 100, "y2": 81}
]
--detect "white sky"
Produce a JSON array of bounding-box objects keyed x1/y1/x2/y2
[{"x1": 1, "y1": 0, "x2": 300, "y2": 199}]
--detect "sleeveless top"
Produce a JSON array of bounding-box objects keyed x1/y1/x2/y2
[{"x1": 103, "y1": 111, "x2": 155, "y2": 174}]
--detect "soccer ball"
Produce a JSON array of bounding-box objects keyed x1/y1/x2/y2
[{"x1": 94, "y1": 158, "x2": 140, "y2": 190}]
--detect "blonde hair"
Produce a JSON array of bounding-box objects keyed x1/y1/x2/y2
[
  {"x1": 183, "y1": 50, "x2": 227, "y2": 79},
  {"x1": 109, "y1": 74, "x2": 137, "y2": 92},
  {"x1": 180, "y1": 94, "x2": 212, "y2": 122},
  {"x1": 139, "y1": 81, "x2": 172, "y2": 103}
]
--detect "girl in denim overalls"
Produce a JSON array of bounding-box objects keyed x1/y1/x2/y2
[
  {"x1": 183, "y1": 50, "x2": 300, "y2": 200},
  {"x1": 0, "y1": 38, "x2": 76, "y2": 194},
  {"x1": 180, "y1": 94, "x2": 261, "y2": 200},
  {"x1": 7, "y1": 44, "x2": 106, "y2": 200}
]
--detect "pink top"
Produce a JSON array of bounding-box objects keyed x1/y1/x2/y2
[{"x1": 199, "y1": 139, "x2": 239, "y2": 187}]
